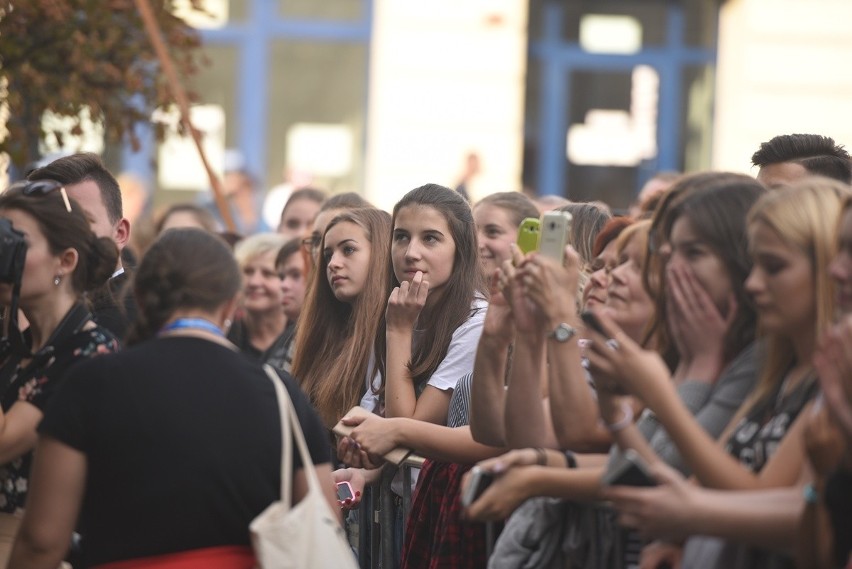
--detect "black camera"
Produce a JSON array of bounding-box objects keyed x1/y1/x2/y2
[{"x1": 0, "y1": 217, "x2": 27, "y2": 284}]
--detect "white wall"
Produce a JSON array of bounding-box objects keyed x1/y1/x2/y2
[
  {"x1": 364, "y1": 0, "x2": 529, "y2": 210},
  {"x1": 713, "y1": 0, "x2": 852, "y2": 173}
]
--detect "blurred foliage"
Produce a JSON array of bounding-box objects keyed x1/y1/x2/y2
[{"x1": 0, "y1": 0, "x2": 207, "y2": 169}]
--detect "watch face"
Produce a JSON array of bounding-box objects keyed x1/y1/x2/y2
[{"x1": 553, "y1": 323, "x2": 575, "y2": 342}]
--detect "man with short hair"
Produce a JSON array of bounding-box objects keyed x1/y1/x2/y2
[
  {"x1": 28, "y1": 153, "x2": 136, "y2": 340},
  {"x1": 751, "y1": 133, "x2": 852, "y2": 188}
]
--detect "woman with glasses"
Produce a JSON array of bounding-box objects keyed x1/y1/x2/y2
[{"x1": 0, "y1": 180, "x2": 119, "y2": 564}]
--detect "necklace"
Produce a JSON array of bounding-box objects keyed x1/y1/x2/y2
[{"x1": 159, "y1": 318, "x2": 224, "y2": 337}]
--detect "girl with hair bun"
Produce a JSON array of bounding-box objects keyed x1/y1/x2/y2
[
  {"x1": 0, "y1": 179, "x2": 119, "y2": 564},
  {"x1": 11, "y1": 228, "x2": 335, "y2": 568}
]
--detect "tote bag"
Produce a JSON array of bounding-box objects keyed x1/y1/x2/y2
[{"x1": 250, "y1": 366, "x2": 358, "y2": 569}]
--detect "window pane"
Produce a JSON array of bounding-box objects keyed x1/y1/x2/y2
[
  {"x1": 265, "y1": 41, "x2": 368, "y2": 196},
  {"x1": 278, "y1": 0, "x2": 364, "y2": 21}
]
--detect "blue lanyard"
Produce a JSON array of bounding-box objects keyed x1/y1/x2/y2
[{"x1": 159, "y1": 318, "x2": 224, "y2": 337}]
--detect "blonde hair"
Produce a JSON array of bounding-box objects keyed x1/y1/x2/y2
[
  {"x1": 729, "y1": 178, "x2": 851, "y2": 429},
  {"x1": 233, "y1": 233, "x2": 289, "y2": 268}
]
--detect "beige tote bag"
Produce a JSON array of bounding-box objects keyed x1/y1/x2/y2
[{"x1": 250, "y1": 366, "x2": 358, "y2": 569}]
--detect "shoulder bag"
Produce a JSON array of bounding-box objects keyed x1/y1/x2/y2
[{"x1": 251, "y1": 365, "x2": 358, "y2": 569}]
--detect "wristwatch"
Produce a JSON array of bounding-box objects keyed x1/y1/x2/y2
[{"x1": 548, "y1": 322, "x2": 577, "y2": 342}]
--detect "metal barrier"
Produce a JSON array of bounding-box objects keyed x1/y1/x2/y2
[
  {"x1": 355, "y1": 453, "x2": 425, "y2": 569},
  {"x1": 354, "y1": 454, "x2": 495, "y2": 569}
]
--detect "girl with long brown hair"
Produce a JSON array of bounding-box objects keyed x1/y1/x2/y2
[{"x1": 291, "y1": 207, "x2": 392, "y2": 427}]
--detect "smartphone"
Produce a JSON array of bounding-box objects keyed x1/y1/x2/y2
[
  {"x1": 461, "y1": 466, "x2": 494, "y2": 507},
  {"x1": 601, "y1": 449, "x2": 657, "y2": 487},
  {"x1": 336, "y1": 481, "x2": 355, "y2": 502},
  {"x1": 581, "y1": 310, "x2": 607, "y2": 337},
  {"x1": 538, "y1": 211, "x2": 572, "y2": 262},
  {"x1": 516, "y1": 218, "x2": 541, "y2": 254}
]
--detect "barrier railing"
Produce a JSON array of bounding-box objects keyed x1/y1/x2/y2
[
  {"x1": 355, "y1": 454, "x2": 494, "y2": 569},
  {"x1": 354, "y1": 453, "x2": 424, "y2": 569}
]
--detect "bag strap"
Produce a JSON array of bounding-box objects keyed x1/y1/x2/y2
[{"x1": 263, "y1": 365, "x2": 324, "y2": 508}]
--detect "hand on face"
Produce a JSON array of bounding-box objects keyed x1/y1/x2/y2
[
  {"x1": 666, "y1": 262, "x2": 736, "y2": 379},
  {"x1": 386, "y1": 270, "x2": 429, "y2": 332}
]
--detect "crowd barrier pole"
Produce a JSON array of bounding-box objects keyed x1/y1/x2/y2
[
  {"x1": 355, "y1": 454, "x2": 425, "y2": 568},
  {"x1": 379, "y1": 466, "x2": 396, "y2": 569}
]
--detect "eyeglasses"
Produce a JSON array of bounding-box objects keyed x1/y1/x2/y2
[
  {"x1": 6, "y1": 179, "x2": 72, "y2": 213},
  {"x1": 301, "y1": 233, "x2": 321, "y2": 253}
]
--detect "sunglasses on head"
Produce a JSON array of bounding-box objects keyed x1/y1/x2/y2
[{"x1": 6, "y1": 179, "x2": 72, "y2": 213}]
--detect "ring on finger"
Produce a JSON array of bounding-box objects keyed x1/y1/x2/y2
[{"x1": 606, "y1": 338, "x2": 620, "y2": 351}]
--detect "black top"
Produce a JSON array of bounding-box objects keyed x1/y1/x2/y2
[
  {"x1": 90, "y1": 270, "x2": 137, "y2": 342},
  {"x1": 725, "y1": 374, "x2": 818, "y2": 472},
  {"x1": 39, "y1": 336, "x2": 330, "y2": 566},
  {"x1": 0, "y1": 305, "x2": 118, "y2": 514},
  {"x1": 226, "y1": 317, "x2": 292, "y2": 366}
]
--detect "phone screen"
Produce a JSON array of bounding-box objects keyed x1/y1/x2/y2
[{"x1": 336, "y1": 481, "x2": 354, "y2": 501}]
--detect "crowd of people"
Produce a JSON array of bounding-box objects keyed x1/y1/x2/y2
[{"x1": 0, "y1": 133, "x2": 850, "y2": 569}]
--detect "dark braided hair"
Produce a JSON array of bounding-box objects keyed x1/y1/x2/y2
[{"x1": 126, "y1": 228, "x2": 241, "y2": 345}]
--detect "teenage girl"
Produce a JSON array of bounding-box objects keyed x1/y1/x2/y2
[
  {"x1": 358, "y1": 183, "x2": 488, "y2": 424},
  {"x1": 291, "y1": 207, "x2": 391, "y2": 428},
  {"x1": 340, "y1": 184, "x2": 490, "y2": 569}
]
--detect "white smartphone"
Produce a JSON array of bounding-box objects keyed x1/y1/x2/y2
[{"x1": 538, "y1": 211, "x2": 572, "y2": 263}]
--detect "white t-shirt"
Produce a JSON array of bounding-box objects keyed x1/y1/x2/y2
[{"x1": 360, "y1": 297, "x2": 488, "y2": 412}]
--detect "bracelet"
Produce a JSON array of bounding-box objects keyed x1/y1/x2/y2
[
  {"x1": 803, "y1": 482, "x2": 819, "y2": 505},
  {"x1": 605, "y1": 401, "x2": 634, "y2": 433},
  {"x1": 532, "y1": 447, "x2": 548, "y2": 466},
  {"x1": 564, "y1": 450, "x2": 577, "y2": 469}
]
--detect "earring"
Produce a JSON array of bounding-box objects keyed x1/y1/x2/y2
[
  {"x1": 53, "y1": 274, "x2": 62, "y2": 286},
  {"x1": 224, "y1": 318, "x2": 233, "y2": 330}
]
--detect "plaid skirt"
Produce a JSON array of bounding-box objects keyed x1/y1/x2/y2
[{"x1": 401, "y1": 460, "x2": 489, "y2": 569}]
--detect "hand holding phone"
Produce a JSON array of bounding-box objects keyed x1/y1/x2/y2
[
  {"x1": 461, "y1": 466, "x2": 495, "y2": 507},
  {"x1": 336, "y1": 481, "x2": 355, "y2": 502},
  {"x1": 601, "y1": 450, "x2": 658, "y2": 487}
]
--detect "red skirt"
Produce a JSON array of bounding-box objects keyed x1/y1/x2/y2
[
  {"x1": 401, "y1": 460, "x2": 490, "y2": 569},
  {"x1": 92, "y1": 545, "x2": 255, "y2": 569}
]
